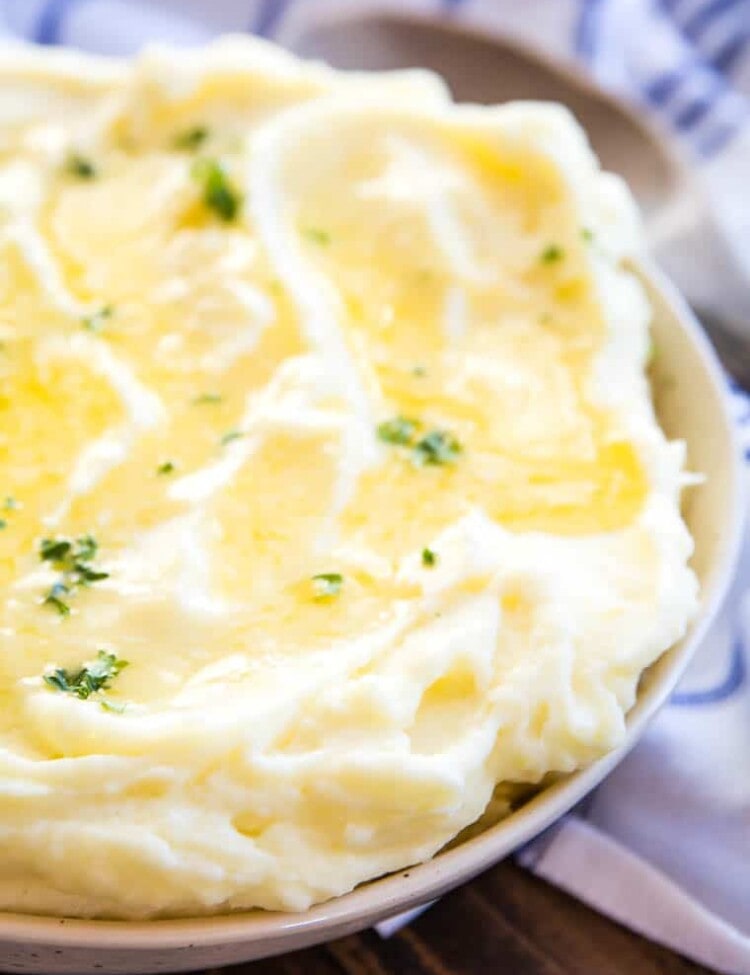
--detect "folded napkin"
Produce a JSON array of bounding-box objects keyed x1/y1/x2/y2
[{"x1": 5, "y1": 1, "x2": 750, "y2": 970}]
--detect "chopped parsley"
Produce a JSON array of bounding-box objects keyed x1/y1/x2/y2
[
  {"x1": 65, "y1": 153, "x2": 97, "y2": 180},
  {"x1": 412, "y1": 365, "x2": 427, "y2": 378},
  {"x1": 43, "y1": 649, "x2": 128, "y2": 700},
  {"x1": 581, "y1": 227, "x2": 594, "y2": 243},
  {"x1": 412, "y1": 429, "x2": 462, "y2": 467},
  {"x1": 377, "y1": 416, "x2": 419, "y2": 446},
  {"x1": 193, "y1": 392, "x2": 222, "y2": 406},
  {"x1": 82, "y1": 304, "x2": 114, "y2": 333},
  {"x1": 540, "y1": 244, "x2": 564, "y2": 264},
  {"x1": 311, "y1": 572, "x2": 343, "y2": 600},
  {"x1": 173, "y1": 125, "x2": 209, "y2": 151},
  {"x1": 303, "y1": 227, "x2": 331, "y2": 246},
  {"x1": 422, "y1": 547, "x2": 437, "y2": 567},
  {"x1": 191, "y1": 158, "x2": 242, "y2": 222},
  {"x1": 39, "y1": 534, "x2": 108, "y2": 616},
  {"x1": 156, "y1": 461, "x2": 176, "y2": 476},
  {"x1": 220, "y1": 429, "x2": 243, "y2": 446},
  {"x1": 0, "y1": 495, "x2": 18, "y2": 530},
  {"x1": 44, "y1": 583, "x2": 71, "y2": 616},
  {"x1": 377, "y1": 416, "x2": 462, "y2": 467}
]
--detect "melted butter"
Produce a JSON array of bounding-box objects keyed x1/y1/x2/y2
[{"x1": 0, "y1": 46, "x2": 647, "y2": 728}]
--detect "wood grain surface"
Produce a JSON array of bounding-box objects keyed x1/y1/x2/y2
[{"x1": 200, "y1": 861, "x2": 714, "y2": 975}]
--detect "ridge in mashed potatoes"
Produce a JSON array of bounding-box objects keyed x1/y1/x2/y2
[{"x1": 0, "y1": 37, "x2": 697, "y2": 919}]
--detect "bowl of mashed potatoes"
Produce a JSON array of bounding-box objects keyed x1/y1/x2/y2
[{"x1": 0, "y1": 37, "x2": 741, "y2": 974}]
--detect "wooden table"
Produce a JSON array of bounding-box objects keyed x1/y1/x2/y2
[{"x1": 210, "y1": 861, "x2": 713, "y2": 975}]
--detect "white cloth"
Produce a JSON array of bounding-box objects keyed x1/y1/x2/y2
[{"x1": 3, "y1": 1, "x2": 750, "y2": 970}]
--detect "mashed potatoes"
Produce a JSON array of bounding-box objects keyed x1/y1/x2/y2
[{"x1": 0, "y1": 38, "x2": 697, "y2": 919}]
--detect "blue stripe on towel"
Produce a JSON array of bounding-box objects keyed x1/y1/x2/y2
[
  {"x1": 682, "y1": 0, "x2": 750, "y2": 42},
  {"x1": 711, "y1": 32, "x2": 750, "y2": 72},
  {"x1": 643, "y1": 64, "x2": 694, "y2": 107},
  {"x1": 35, "y1": 0, "x2": 84, "y2": 45},
  {"x1": 251, "y1": 0, "x2": 295, "y2": 38},
  {"x1": 576, "y1": 0, "x2": 607, "y2": 60}
]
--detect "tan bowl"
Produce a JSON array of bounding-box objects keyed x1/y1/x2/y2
[{"x1": 0, "y1": 260, "x2": 742, "y2": 974}]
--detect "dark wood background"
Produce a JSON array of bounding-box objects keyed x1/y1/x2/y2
[{"x1": 200, "y1": 861, "x2": 715, "y2": 975}]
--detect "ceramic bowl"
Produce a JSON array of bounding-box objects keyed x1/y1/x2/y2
[{"x1": 0, "y1": 259, "x2": 742, "y2": 974}]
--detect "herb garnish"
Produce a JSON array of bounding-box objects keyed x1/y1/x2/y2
[
  {"x1": 193, "y1": 392, "x2": 222, "y2": 405},
  {"x1": 311, "y1": 573, "x2": 344, "y2": 600},
  {"x1": 156, "y1": 461, "x2": 176, "y2": 476},
  {"x1": 377, "y1": 416, "x2": 419, "y2": 446},
  {"x1": 43, "y1": 649, "x2": 128, "y2": 700},
  {"x1": 65, "y1": 154, "x2": 97, "y2": 180},
  {"x1": 303, "y1": 227, "x2": 331, "y2": 246},
  {"x1": 422, "y1": 548, "x2": 437, "y2": 567},
  {"x1": 173, "y1": 126, "x2": 209, "y2": 151},
  {"x1": 581, "y1": 227, "x2": 594, "y2": 243},
  {"x1": 44, "y1": 583, "x2": 71, "y2": 616},
  {"x1": 377, "y1": 416, "x2": 462, "y2": 466},
  {"x1": 412, "y1": 430, "x2": 462, "y2": 466},
  {"x1": 191, "y1": 158, "x2": 242, "y2": 222},
  {"x1": 82, "y1": 304, "x2": 114, "y2": 333},
  {"x1": 220, "y1": 429, "x2": 243, "y2": 446},
  {"x1": 412, "y1": 365, "x2": 427, "y2": 378},
  {"x1": 0, "y1": 496, "x2": 18, "y2": 530},
  {"x1": 540, "y1": 244, "x2": 564, "y2": 264},
  {"x1": 39, "y1": 534, "x2": 108, "y2": 616}
]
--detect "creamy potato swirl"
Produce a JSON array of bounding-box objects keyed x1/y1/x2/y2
[{"x1": 0, "y1": 38, "x2": 696, "y2": 918}]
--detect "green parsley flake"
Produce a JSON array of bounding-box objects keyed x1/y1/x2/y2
[
  {"x1": 412, "y1": 365, "x2": 427, "y2": 378},
  {"x1": 412, "y1": 429, "x2": 462, "y2": 467},
  {"x1": 581, "y1": 227, "x2": 594, "y2": 243},
  {"x1": 173, "y1": 126, "x2": 209, "y2": 151},
  {"x1": 220, "y1": 429, "x2": 243, "y2": 446},
  {"x1": 65, "y1": 154, "x2": 97, "y2": 180},
  {"x1": 0, "y1": 496, "x2": 16, "y2": 531},
  {"x1": 191, "y1": 158, "x2": 242, "y2": 222},
  {"x1": 303, "y1": 227, "x2": 331, "y2": 246},
  {"x1": 540, "y1": 244, "x2": 564, "y2": 264},
  {"x1": 82, "y1": 304, "x2": 114, "y2": 333},
  {"x1": 156, "y1": 461, "x2": 176, "y2": 476},
  {"x1": 193, "y1": 392, "x2": 222, "y2": 405},
  {"x1": 39, "y1": 534, "x2": 108, "y2": 615},
  {"x1": 422, "y1": 548, "x2": 437, "y2": 567},
  {"x1": 377, "y1": 417, "x2": 462, "y2": 467},
  {"x1": 377, "y1": 416, "x2": 419, "y2": 446},
  {"x1": 43, "y1": 650, "x2": 128, "y2": 701},
  {"x1": 311, "y1": 573, "x2": 344, "y2": 600},
  {"x1": 43, "y1": 583, "x2": 71, "y2": 617}
]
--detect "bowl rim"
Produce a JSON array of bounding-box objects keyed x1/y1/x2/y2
[{"x1": 0, "y1": 260, "x2": 743, "y2": 952}]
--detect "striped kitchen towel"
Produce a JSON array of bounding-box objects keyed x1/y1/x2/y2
[{"x1": 3, "y1": 1, "x2": 750, "y2": 971}]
